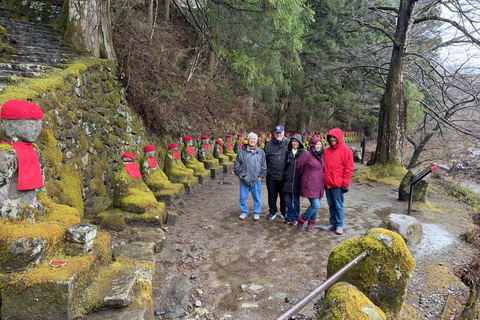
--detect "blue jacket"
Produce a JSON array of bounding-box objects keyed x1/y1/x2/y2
[{"x1": 234, "y1": 144, "x2": 267, "y2": 187}]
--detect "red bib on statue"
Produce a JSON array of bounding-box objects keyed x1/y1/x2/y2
[
  {"x1": 124, "y1": 163, "x2": 141, "y2": 178},
  {"x1": 9, "y1": 142, "x2": 43, "y2": 190},
  {"x1": 148, "y1": 156, "x2": 158, "y2": 168}
]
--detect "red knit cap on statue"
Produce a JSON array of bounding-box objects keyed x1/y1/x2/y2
[
  {"x1": 183, "y1": 136, "x2": 192, "y2": 141},
  {"x1": 168, "y1": 143, "x2": 178, "y2": 150},
  {"x1": 1, "y1": 99, "x2": 43, "y2": 119},
  {"x1": 215, "y1": 139, "x2": 222, "y2": 144},
  {"x1": 225, "y1": 134, "x2": 232, "y2": 138},
  {"x1": 267, "y1": 133, "x2": 272, "y2": 135},
  {"x1": 237, "y1": 133, "x2": 243, "y2": 137},
  {"x1": 121, "y1": 153, "x2": 136, "y2": 161},
  {"x1": 201, "y1": 136, "x2": 209, "y2": 140},
  {"x1": 144, "y1": 145, "x2": 155, "y2": 152},
  {"x1": 259, "y1": 132, "x2": 264, "y2": 135}
]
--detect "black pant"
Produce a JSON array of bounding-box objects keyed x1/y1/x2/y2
[{"x1": 266, "y1": 178, "x2": 286, "y2": 215}]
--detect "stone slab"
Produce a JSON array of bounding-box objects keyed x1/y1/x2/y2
[
  {"x1": 103, "y1": 268, "x2": 140, "y2": 307},
  {"x1": 113, "y1": 241, "x2": 155, "y2": 265}
]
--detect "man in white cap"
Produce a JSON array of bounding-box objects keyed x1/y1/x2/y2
[
  {"x1": 264, "y1": 125, "x2": 289, "y2": 221},
  {"x1": 234, "y1": 132, "x2": 267, "y2": 221}
]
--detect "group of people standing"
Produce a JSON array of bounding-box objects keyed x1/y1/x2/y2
[{"x1": 233, "y1": 125, "x2": 354, "y2": 235}]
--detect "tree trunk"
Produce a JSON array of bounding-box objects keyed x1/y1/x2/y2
[
  {"x1": 68, "y1": 0, "x2": 115, "y2": 61},
  {"x1": 373, "y1": 0, "x2": 417, "y2": 166},
  {"x1": 165, "y1": 0, "x2": 170, "y2": 21}
]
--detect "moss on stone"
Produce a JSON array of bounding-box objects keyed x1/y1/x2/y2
[
  {"x1": 327, "y1": 228, "x2": 415, "y2": 315},
  {"x1": 319, "y1": 282, "x2": 386, "y2": 320},
  {"x1": 352, "y1": 164, "x2": 408, "y2": 189},
  {"x1": 100, "y1": 215, "x2": 126, "y2": 230}
]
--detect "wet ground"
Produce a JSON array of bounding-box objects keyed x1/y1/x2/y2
[{"x1": 151, "y1": 157, "x2": 474, "y2": 320}]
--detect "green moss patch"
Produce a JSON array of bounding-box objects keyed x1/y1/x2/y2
[
  {"x1": 319, "y1": 282, "x2": 386, "y2": 320},
  {"x1": 352, "y1": 164, "x2": 408, "y2": 189}
]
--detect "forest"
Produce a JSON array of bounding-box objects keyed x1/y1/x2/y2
[{"x1": 102, "y1": 0, "x2": 480, "y2": 170}]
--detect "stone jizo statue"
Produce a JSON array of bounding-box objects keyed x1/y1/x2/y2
[{"x1": 0, "y1": 99, "x2": 44, "y2": 212}]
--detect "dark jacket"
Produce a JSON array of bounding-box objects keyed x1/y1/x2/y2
[
  {"x1": 283, "y1": 134, "x2": 305, "y2": 194},
  {"x1": 264, "y1": 136, "x2": 290, "y2": 180},
  {"x1": 296, "y1": 137, "x2": 325, "y2": 199},
  {"x1": 234, "y1": 144, "x2": 267, "y2": 187},
  {"x1": 324, "y1": 128, "x2": 354, "y2": 189}
]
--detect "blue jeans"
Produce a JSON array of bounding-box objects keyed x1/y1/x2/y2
[
  {"x1": 285, "y1": 192, "x2": 301, "y2": 221},
  {"x1": 302, "y1": 198, "x2": 320, "y2": 221},
  {"x1": 325, "y1": 187, "x2": 344, "y2": 227},
  {"x1": 239, "y1": 180, "x2": 262, "y2": 216}
]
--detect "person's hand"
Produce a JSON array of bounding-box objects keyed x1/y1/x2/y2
[
  {"x1": 341, "y1": 186, "x2": 349, "y2": 193},
  {"x1": 258, "y1": 177, "x2": 262, "y2": 181}
]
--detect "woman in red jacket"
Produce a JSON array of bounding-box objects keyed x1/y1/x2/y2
[
  {"x1": 321, "y1": 128, "x2": 354, "y2": 235},
  {"x1": 295, "y1": 137, "x2": 325, "y2": 231}
]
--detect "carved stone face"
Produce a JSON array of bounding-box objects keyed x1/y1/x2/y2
[
  {"x1": 1, "y1": 119, "x2": 42, "y2": 143},
  {"x1": 123, "y1": 157, "x2": 134, "y2": 163},
  {"x1": 184, "y1": 140, "x2": 192, "y2": 146},
  {"x1": 201, "y1": 139, "x2": 209, "y2": 144},
  {"x1": 144, "y1": 151, "x2": 155, "y2": 157}
]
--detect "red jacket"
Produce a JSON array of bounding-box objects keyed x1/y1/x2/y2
[{"x1": 324, "y1": 129, "x2": 354, "y2": 189}]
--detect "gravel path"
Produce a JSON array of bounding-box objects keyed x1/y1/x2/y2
[{"x1": 151, "y1": 167, "x2": 473, "y2": 320}]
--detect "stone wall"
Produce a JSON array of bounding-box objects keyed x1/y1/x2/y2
[{"x1": 0, "y1": 58, "x2": 178, "y2": 214}]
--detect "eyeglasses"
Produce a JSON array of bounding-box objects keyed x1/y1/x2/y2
[{"x1": 274, "y1": 132, "x2": 283, "y2": 134}]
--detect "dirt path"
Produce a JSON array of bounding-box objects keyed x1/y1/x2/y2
[{"x1": 152, "y1": 163, "x2": 473, "y2": 320}]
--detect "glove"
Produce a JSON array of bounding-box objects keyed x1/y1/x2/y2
[{"x1": 341, "y1": 186, "x2": 349, "y2": 194}]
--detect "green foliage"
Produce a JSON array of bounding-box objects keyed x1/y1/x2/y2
[
  {"x1": 202, "y1": 0, "x2": 314, "y2": 108},
  {"x1": 445, "y1": 181, "x2": 480, "y2": 213}
]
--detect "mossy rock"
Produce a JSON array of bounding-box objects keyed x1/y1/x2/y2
[
  {"x1": 202, "y1": 159, "x2": 220, "y2": 170},
  {"x1": 318, "y1": 282, "x2": 386, "y2": 320},
  {"x1": 327, "y1": 228, "x2": 415, "y2": 315},
  {"x1": 100, "y1": 215, "x2": 126, "y2": 230},
  {"x1": 398, "y1": 166, "x2": 431, "y2": 202},
  {"x1": 113, "y1": 165, "x2": 159, "y2": 214}
]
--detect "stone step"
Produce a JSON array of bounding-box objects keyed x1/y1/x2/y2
[
  {"x1": 9, "y1": 54, "x2": 71, "y2": 65},
  {"x1": 0, "y1": 62, "x2": 48, "y2": 72}
]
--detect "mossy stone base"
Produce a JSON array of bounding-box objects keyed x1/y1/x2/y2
[
  {"x1": 208, "y1": 166, "x2": 223, "y2": 179},
  {"x1": 194, "y1": 169, "x2": 211, "y2": 185},
  {"x1": 327, "y1": 228, "x2": 415, "y2": 315},
  {"x1": 202, "y1": 159, "x2": 219, "y2": 169},
  {"x1": 0, "y1": 231, "x2": 111, "y2": 320},
  {"x1": 221, "y1": 161, "x2": 234, "y2": 173},
  {"x1": 164, "y1": 210, "x2": 178, "y2": 226},
  {"x1": 96, "y1": 203, "x2": 165, "y2": 228},
  {"x1": 0, "y1": 195, "x2": 82, "y2": 273},
  {"x1": 154, "y1": 183, "x2": 185, "y2": 205},
  {"x1": 180, "y1": 175, "x2": 199, "y2": 194},
  {"x1": 318, "y1": 282, "x2": 386, "y2": 320}
]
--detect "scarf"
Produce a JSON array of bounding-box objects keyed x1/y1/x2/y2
[
  {"x1": 173, "y1": 150, "x2": 180, "y2": 160},
  {"x1": 187, "y1": 146, "x2": 194, "y2": 156}
]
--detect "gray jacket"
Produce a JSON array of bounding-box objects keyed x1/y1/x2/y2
[{"x1": 234, "y1": 144, "x2": 267, "y2": 187}]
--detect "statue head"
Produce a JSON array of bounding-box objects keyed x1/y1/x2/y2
[
  {"x1": 121, "y1": 153, "x2": 136, "y2": 163},
  {"x1": 144, "y1": 145, "x2": 155, "y2": 157},
  {"x1": 201, "y1": 135, "x2": 209, "y2": 144},
  {"x1": 1, "y1": 100, "x2": 43, "y2": 143},
  {"x1": 225, "y1": 134, "x2": 232, "y2": 142},
  {"x1": 168, "y1": 143, "x2": 178, "y2": 151},
  {"x1": 183, "y1": 136, "x2": 193, "y2": 146}
]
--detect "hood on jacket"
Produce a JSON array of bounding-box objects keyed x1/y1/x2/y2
[
  {"x1": 288, "y1": 134, "x2": 304, "y2": 151},
  {"x1": 326, "y1": 128, "x2": 344, "y2": 146},
  {"x1": 308, "y1": 137, "x2": 322, "y2": 150}
]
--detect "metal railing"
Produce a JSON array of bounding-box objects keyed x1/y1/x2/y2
[{"x1": 275, "y1": 250, "x2": 370, "y2": 320}]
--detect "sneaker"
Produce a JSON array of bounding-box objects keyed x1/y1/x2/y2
[
  {"x1": 253, "y1": 215, "x2": 260, "y2": 221},
  {"x1": 321, "y1": 224, "x2": 335, "y2": 231},
  {"x1": 290, "y1": 220, "x2": 298, "y2": 226},
  {"x1": 279, "y1": 213, "x2": 286, "y2": 220},
  {"x1": 239, "y1": 214, "x2": 247, "y2": 220},
  {"x1": 266, "y1": 213, "x2": 276, "y2": 220},
  {"x1": 335, "y1": 226, "x2": 343, "y2": 235},
  {"x1": 285, "y1": 219, "x2": 291, "y2": 224}
]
